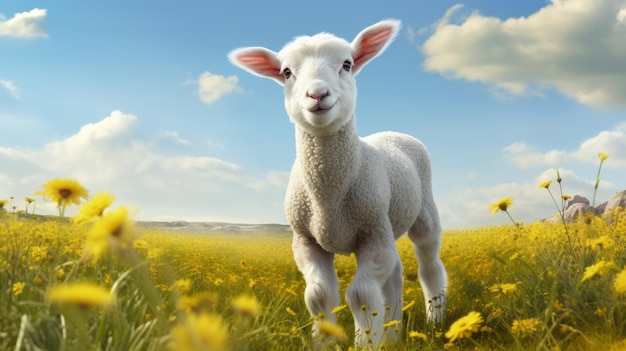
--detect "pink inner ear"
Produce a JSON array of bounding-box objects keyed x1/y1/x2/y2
[
  {"x1": 353, "y1": 26, "x2": 395, "y2": 70},
  {"x1": 234, "y1": 51, "x2": 283, "y2": 82}
]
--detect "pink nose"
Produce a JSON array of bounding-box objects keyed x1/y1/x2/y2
[{"x1": 307, "y1": 90, "x2": 328, "y2": 101}]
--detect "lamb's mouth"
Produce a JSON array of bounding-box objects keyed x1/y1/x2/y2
[{"x1": 307, "y1": 102, "x2": 336, "y2": 114}]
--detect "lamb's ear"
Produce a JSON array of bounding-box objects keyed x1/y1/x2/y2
[
  {"x1": 351, "y1": 19, "x2": 401, "y2": 75},
  {"x1": 228, "y1": 47, "x2": 284, "y2": 85}
]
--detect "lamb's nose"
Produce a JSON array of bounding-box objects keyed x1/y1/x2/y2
[{"x1": 307, "y1": 90, "x2": 328, "y2": 101}]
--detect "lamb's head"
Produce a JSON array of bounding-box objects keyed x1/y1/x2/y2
[{"x1": 228, "y1": 19, "x2": 400, "y2": 136}]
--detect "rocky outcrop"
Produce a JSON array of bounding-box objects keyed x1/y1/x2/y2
[{"x1": 544, "y1": 190, "x2": 625, "y2": 224}]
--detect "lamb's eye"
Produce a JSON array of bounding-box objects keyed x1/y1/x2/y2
[
  {"x1": 283, "y1": 68, "x2": 292, "y2": 79},
  {"x1": 342, "y1": 61, "x2": 352, "y2": 72}
]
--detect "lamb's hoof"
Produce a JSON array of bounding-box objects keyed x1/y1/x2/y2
[{"x1": 427, "y1": 294, "x2": 446, "y2": 325}]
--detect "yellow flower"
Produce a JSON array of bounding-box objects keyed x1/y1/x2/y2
[
  {"x1": 12, "y1": 282, "x2": 25, "y2": 296},
  {"x1": 177, "y1": 292, "x2": 218, "y2": 314},
  {"x1": 409, "y1": 331, "x2": 427, "y2": 340},
  {"x1": 73, "y1": 191, "x2": 116, "y2": 223},
  {"x1": 445, "y1": 311, "x2": 483, "y2": 342},
  {"x1": 286, "y1": 307, "x2": 297, "y2": 316},
  {"x1": 586, "y1": 235, "x2": 614, "y2": 250},
  {"x1": 47, "y1": 282, "x2": 114, "y2": 308},
  {"x1": 613, "y1": 268, "x2": 626, "y2": 296},
  {"x1": 598, "y1": 152, "x2": 609, "y2": 161},
  {"x1": 489, "y1": 283, "x2": 518, "y2": 296},
  {"x1": 489, "y1": 196, "x2": 513, "y2": 214},
  {"x1": 230, "y1": 294, "x2": 262, "y2": 317},
  {"x1": 331, "y1": 304, "x2": 347, "y2": 314},
  {"x1": 539, "y1": 180, "x2": 552, "y2": 189},
  {"x1": 383, "y1": 320, "x2": 401, "y2": 328},
  {"x1": 169, "y1": 313, "x2": 229, "y2": 351},
  {"x1": 84, "y1": 207, "x2": 134, "y2": 260},
  {"x1": 0, "y1": 199, "x2": 7, "y2": 209},
  {"x1": 402, "y1": 300, "x2": 416, "y2": 312},
  {"x1": 174, "y1": 278, "x2": 193, "y2": 294},
  {"x1": 561, "y1": 195, "x2": 572, "y2": 201},
  {"x1": 511, "y1": 318, "x2": 543, "y2": 338},
  {"x1": 35, "y1": 178, "x2": 88, "y2": 216},
  {"x1": 316, "y1": 320, "x2": 347, "y2": 341},
  {"x1": 581, "y1": 260, "x2": 610, "y2": 283}
]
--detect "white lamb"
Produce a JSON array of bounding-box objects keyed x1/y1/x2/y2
[{"x1": 229, "y1": 19, "x2": 447, "y2": 349}]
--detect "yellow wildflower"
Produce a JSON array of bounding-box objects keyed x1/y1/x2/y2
[
  {"x1": 613, "y1": 268, "x2": 626, "y2": 296},
  {"x1": 539, "y1": 180, "x2": 552, "y2": 189},
  {"x1": 177, "y1": 292, "x2": 218, "y2": 314},
  {"x1": 12, "y1": 282, "x2": 25, "y2": 296},
  {"x1": 286, "y1": 307, "x2": 297, "y2": 316},
  {"x1": 47, "y1": 282, "x2": 114, "y2": 308},
  {"x1": 83, "y1": 206, "x2": 134, "y2": 260},
  {"x1": 409, "y1": 331, "x2": 427, "y2": 340},
  {"x1": 169, "y1": 313, "x2": 229, "y2": 351},
  {"x1": 73, "y1": 191, "x2": 116, "y2": 223},
  {"x1": 230, "y1": 294, "x2": 262, "y2": 317},
  {"x1": 402, "y1": 300, "x2": 416, "y2": 312},
  {"x1": 581, "y1": 260, "x2": 610, "y2": 283},
  {"x1": 445, "y1": 311, "x2": 483, "y2": 342},
  {"x1": 511, "y1": 318, "x2": 543, "y2": 338},
  {"x1": 331, "y1": 304, "x2": 347, "y2": 314},
  {"x1": 383, "y1": 320, "x2": 401, "y2": 328},
  {"x1": 174, "y1": 278, "x2": 193, "y2": 294},
  {"x1": 586, "y1": 235, "x2": 614, "y2": 249},
  {"x1": 316, "y1": 320, "x2": 347, "y2": 341},
  {"x1": 489, "y1": 196, "x2": 513, "y2": 214},
  {"x1": 598, "y1": 152, "x2": 609, "y2": 161},
  {"x1": 35, "y1": 178, "x2": 88, "y2": 216},
  {"x1": 489, "y1": 283, "x2": 518, "y2": 296}
]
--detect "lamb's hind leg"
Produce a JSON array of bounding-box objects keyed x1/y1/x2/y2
[
  {"x1": 292, "y1": 234, "x2": 340, "y2": 345},
  {"x1": 408, "y1": 205, "x2": 448, "y2": 324}
]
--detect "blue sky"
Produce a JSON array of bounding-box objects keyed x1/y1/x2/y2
[{"x1": 1, "y1": 0, "x2": 625, "y2": 229}]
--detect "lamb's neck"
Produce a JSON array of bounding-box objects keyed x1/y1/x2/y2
[{"x1": 295, "y1": 118, "x2": 362, "y2": 200}]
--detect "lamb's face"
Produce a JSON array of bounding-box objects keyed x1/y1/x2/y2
[{"x1": 278, "y1": 35, "x2": 357, "y2": 136}]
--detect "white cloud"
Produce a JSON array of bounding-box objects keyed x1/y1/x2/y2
[
  {"x1": 438, "y1": 168, "x2": 620, "y2": 229},
  {"x1": 422, "y1": 0, "x2": 626, "y2": 107},
  {"x1": 0, "y1": 8, "x2": 47, "y2": 39},
  {"x1": 505, "y1": 124, "x2": 626, "y2": 168},
  {"x1": 191, "y1": 71, "x2": 240, "y2": 104},
  {"x1": 1, "y1": 80, "x2": 20, "y2": 99},
  {"x1": 159, "y1": 130, "x2": 190, "y2": 145},
  {"x1": 0, "y1": 111, "x2": 289, "y2": 223}
]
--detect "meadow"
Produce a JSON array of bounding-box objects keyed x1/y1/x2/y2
[{"x1": 1, "y1": 171, "x2": 626, "y2": 350}]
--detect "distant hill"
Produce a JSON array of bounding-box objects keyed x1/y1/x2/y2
[{"x1": 135, "y1": 220, "x2": 292, "y2": 234}]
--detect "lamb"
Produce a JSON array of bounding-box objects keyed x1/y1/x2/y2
[{"x1": 228, "y1": 19, "x2": 447, "y2": 349}]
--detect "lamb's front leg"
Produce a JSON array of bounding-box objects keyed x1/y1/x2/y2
[
  {"x1": 292, "y1": 234, "x2": 340, "y2": 345},
  {"x1": 346, "y1": 240, "x2": 402, "y2": 349}
]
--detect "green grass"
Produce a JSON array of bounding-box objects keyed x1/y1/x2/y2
[{"x1": 2, "y1": 206, "x2": 625, "y2": 350}]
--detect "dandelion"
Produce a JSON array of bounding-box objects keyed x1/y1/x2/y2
[
  {"x1": 316, "y1": 320, "x2": 347, "y2": 341},
  {"x1": 613, "y1": 268, "x2": 626, "y2": 296},
  {"x1": 169, "y1": 313, "x2": 229, "y2": 351},
  {"x1": 511, "y1": 318, "x2": 543, "y2": 338},
  {"x1": 73, "y1": 191, "x2": 116, "y2": 223},
  {"x1": 581, "y1": 260, "x2": 610, "y2": 283},
  {"x1": 489, "y1": 283, "x2": 518, "y2": 296},
  {"x1": 445, "y1": 311, "x2": 483, "y2": 342},
  {"x1": 83, "y1": 207, "x2": 134, "y2": 261},
  {"x1": 12, "y1": 282, "x2": 25, "y2": 296},
  {"x1": 409, "y1": 331, "x2": 427, "y2": 340},
  {"x1": 35, "y1": 178, "x2": 88, "y2": 216},
  {"x1": 586, "y1": 235, "x2": 614, "y2": 250},
  {"x1": 402, "y1": 299, "x2": 416, "y2": 312},
  {"x1": 593, "y1": 152, "x2": 609, "y2": 206},
  {"x1": 383, "y1": 320, "x2": 401, "y2": 328},
  {"x1": 47, "y1": 282, "x2": 114, "y2": 308},
  {"x1": 488, "y1": 196, "x2": 518, "y2": 227},
  {"x1": 174, "y1": 278, "x2": 193, "y2": 294},
  {"x1": 539, "y1": 180, "x2": 552, "y2": 189},
  {"x1": 0, "y1": 199, "x2": 7, "y2": 210},
  {"x1": 231, "y1": 294, "x2": 262, "y2": 317},
  {"x1": 331, "y1": 304, "x2": 347, "y2": 314},
  {"x1": 177, "y1": 292, "x2": 218, "y2": 314},
  {"x1": 25, "y1": 197, "x2": 35, "y2": 214}
]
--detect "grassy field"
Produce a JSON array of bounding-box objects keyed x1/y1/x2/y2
[{"x1": 2, "y1": 202, "x2": 625, "y2": 350}]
